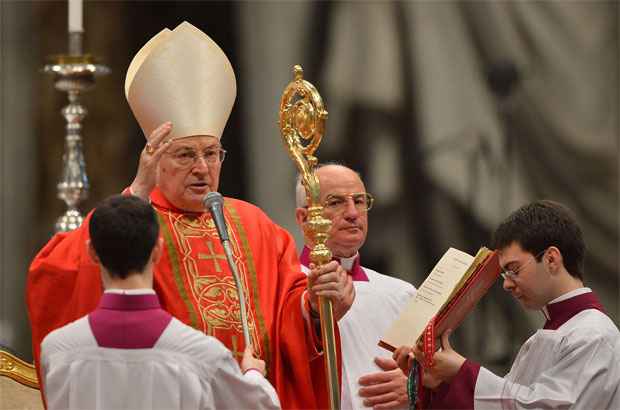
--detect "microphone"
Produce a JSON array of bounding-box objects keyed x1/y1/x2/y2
[
  {"x1": 203, "y1": 191, "x2": 229, "y2": 242},
  {"x1": 202, "y1": 191, "x2": 251, "y2": 348}
]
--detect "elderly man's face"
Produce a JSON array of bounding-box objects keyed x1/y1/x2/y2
[
  {"x1": 316, "y1": 165, "x2": 369, "y2": 258},
  {"x1": 157, "y1": 135, "x2": 223, "y2": 212}
]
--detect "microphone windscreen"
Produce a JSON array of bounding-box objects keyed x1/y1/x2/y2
[
  {"x1": 203, "y1": 191, "x2": 224, "y2": 209},
  {"x1": 203, "y1": 191, "x2": 229, "y2": 242}
]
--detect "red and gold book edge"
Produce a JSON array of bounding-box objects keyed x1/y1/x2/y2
[
  {"x1": 433, "y1": 251, "x2": 500, "y2": 336},
  {"x1": 378, "y1": 251, "x2": 500, "y2": 352}
]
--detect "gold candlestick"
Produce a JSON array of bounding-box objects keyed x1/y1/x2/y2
[{"x1": 278, "y1": 65, "x2": 339, "y2": 410}]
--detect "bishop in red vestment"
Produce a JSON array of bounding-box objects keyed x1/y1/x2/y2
[{"x1": 28, "y1": 21, "x2": 354, "y2": 409}]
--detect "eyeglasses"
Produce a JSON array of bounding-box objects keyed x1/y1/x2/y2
[
  {"x1": 168, "y1": 147, "x2": 226, "y2": 168},
  {"x1": 500, "y1": 249, "x2": 547, "y2": 281},
  {"x1": 322, "y1": 192, "x2": 374, "y2": 214}
]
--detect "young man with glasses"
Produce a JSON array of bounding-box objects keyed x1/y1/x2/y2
[
  {"x1": 295, "y1": 163, "x2": 417, "y2": 410},
  {"x1": 394, "y1": 200, "x2": 619, "y2": 409}
]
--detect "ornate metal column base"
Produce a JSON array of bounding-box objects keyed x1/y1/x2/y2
[{"x1": 44, "y1": 53, "x2": 109, "y2": 232}]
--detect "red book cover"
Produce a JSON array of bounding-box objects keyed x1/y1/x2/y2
[{"x1": 433, "y1": 251, "x2": 500, "y2": 337}]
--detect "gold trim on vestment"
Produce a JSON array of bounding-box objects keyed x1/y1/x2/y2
[
  {"x1": 162, "y1": 205, "x2": 262, "y2": 359},
  {"x1": 157, "y1": 212, "x2": 200, "y2": 329},
  {"x1": 225, "y1": 202, "x2": 272, "y2": 367}
]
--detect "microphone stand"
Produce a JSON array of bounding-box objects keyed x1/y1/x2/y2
[
  {"x1": 221, "y1": 238, "x2": 252, "y2": 349},
  {"x1": 204, "y1": 193, "x2": 252, "y2": 349}
]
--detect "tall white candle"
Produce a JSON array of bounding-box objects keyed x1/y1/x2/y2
[{"x1": 68, "y1": 0, "x2": 83, "y2": 33}]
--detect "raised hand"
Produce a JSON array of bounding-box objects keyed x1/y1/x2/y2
[
  {"x1": 358, "y1": 357, "x2": 408, "y2": 409},
  {"x1": 307, "y1": 261, "x2": 355, "y2": 321},
  {"x1": 130, "y1": 122, "x2": 173, "y2": 200}
]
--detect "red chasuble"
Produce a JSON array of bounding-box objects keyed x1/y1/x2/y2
[{"x1": 27, "y1": 188, "x2": 334, "y2": 409}]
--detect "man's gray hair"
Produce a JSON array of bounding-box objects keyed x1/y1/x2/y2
[{"x1": 294, "y1": 162, "x2": 360, "y2": 208}]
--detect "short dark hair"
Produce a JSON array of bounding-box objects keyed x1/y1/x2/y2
[
  {"x1": 89, "y1": 195, "x2": 159, "y2": 279},
  {"x1": 492, "y1": 200, "x2": 585, "y2": 279}
]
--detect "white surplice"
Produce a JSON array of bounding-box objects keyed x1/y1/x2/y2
[
  {"x1": 302, "y1": 258, "x2": 416, "y2": 410},
  {"x1": 41, "y1": 316, "x2": 280, "y2": 410},
  {"x1": 474, "y1": 289, "x2": 620, "y2": 410}
]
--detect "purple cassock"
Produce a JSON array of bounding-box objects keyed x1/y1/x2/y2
[
  {"x1": 300, "y1": 245, "x2": 369, "y2": 282},
  {"x1": 88, "y1": 292, "x2": 172, "y2": 349}
]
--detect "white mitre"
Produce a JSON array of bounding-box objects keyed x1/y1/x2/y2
[{"x1": 125, "y1": 21, "x2": 237, "y2": 141}]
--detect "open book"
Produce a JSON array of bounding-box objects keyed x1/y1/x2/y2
[{"x1": 379, "y1": 247, "x2": 500, "y2": 352}]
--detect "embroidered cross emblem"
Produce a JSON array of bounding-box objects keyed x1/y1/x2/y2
[{"x1": 198, "y1": 241, "x2": 227, "y2": 272}]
